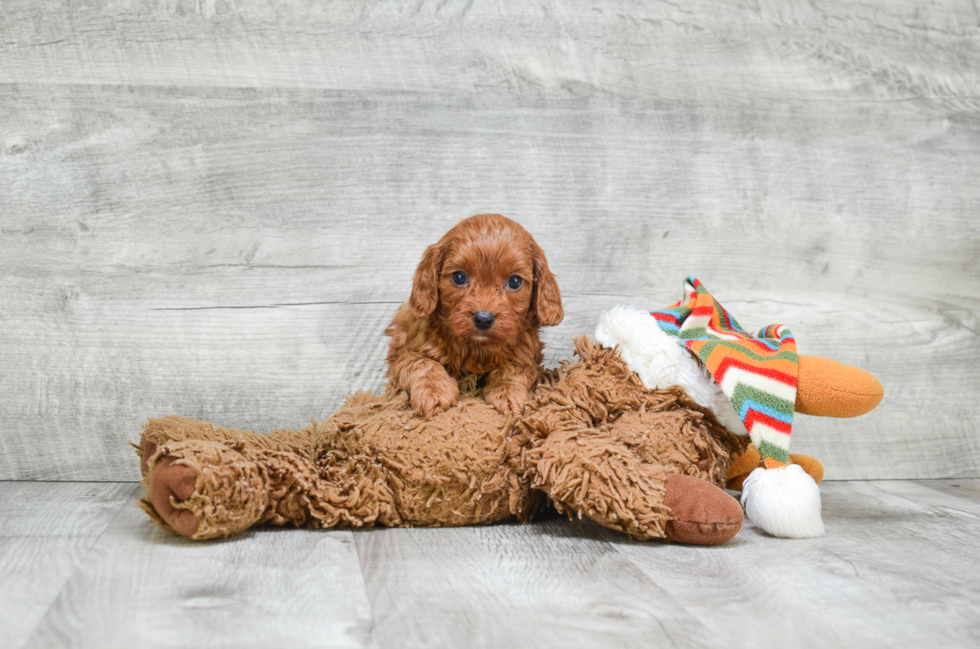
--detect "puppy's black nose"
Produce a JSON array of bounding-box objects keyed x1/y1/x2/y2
[{"x1": 472, "y1": 311, "x2": 495, "y2": 331}]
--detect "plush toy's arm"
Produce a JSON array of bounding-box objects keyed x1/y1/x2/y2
[{"x1": 795, "y1": 355, "x2": 884, "y2": 418}]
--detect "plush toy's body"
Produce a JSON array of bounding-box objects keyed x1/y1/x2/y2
[
  {"x1": 139, "y1": 339, "x2": 749, "y2": 544},
  {"x1": 137, "y1": 279, "x2": 883, "y2": 545},
  {"x1": 138, "y1": 342, "x2": 880, "y2": 545}
]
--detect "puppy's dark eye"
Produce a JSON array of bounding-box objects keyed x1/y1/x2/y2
[
  {"x1": 507, "y1": 275, "x2": 523, "y2": 290},
  {"x1": 451, "y1": 271, "x2": 467, "y2": 286}
]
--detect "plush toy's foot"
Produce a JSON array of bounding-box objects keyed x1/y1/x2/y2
[
  {"x1": 148, "y1": 457, "x2": 201, "y2": 537},
  {"x1": 138, "y1": 438, "x2": 269, "y2": 540},
  {"x1": 725, "y1": 444, "x2": 824, "y2": 491},
  {"x1": 663, "y1": 474, "x2": 743, "y2": 545},
  {"x1": 138, "y1": 432, "x2": 203, "y2": 537}
]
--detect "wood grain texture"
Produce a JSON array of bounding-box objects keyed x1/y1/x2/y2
[
  {"x1": 22, "y1": 488, "x2": 373, "y2": 649},
  {"x1": 352, "y1": 519, "x2": 716, "y2": 649},
  {"x1": 8, "y1": 480, "x2": 980, "y2": 648},
  {"x1": 916, "y1": 478, "x2": 980, "y2": 503},
  {"x1": 1, "y1": 0, "x2": 978, "y2": 104},
  {"x1": 604, "y1": 480, "x2": 980, "y2": 649},
  {"x1": 0, "y1": 482, "x2": 135, "y2": 649},
  {"x1": 1, "y1": 1, "x2": 978, "y2": 480}
]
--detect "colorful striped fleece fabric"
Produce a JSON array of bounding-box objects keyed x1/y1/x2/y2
[{"x1": 650, "y1": 277, "x2": 798, "y2": 468}]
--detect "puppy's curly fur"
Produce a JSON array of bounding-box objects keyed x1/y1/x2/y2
[{"x1": 385, "y1": 214, "x2": 564, "y2": 417}]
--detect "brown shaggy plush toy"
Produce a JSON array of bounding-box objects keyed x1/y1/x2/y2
[{"x1": 138, "y1": 337, "x2": 753, "y2": 545}]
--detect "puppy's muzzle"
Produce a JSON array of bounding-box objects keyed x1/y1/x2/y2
[{"x1": 472, "y1": 311, "x2": 496, "y2": 331}]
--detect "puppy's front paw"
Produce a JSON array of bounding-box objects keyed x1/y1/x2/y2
[
  {"x1": 484, "y1": 382, "x2": 529, "y2": 416},
  {"x1": 410, "y1": 373, "x2": 460, "y2": 418}
]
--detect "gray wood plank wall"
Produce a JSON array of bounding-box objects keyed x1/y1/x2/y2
[{"x1": 1, "y1": 1, "x2": 978, "y2": 481}]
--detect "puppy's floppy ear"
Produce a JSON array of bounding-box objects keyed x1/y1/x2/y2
[
  {"x1": 530, "y1": 240, "x2": 563, "y2": 327},
  {"x1": 410, "y1": 242, "x2": 445, "y2": 319}
]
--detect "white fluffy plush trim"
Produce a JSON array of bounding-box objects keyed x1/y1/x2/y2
[
  {"x1": 594, "y1": 306, "x2": 747, "y2": 436},
  {"x1": 741, "y1": 465, "x2": 825, "y2": 538}
]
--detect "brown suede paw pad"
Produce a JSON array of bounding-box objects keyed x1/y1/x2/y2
[{"x1": 664, "y1": 473, "x2": 743, "y2": 545}]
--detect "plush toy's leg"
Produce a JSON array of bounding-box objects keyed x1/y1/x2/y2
[
  {"x1": 136, "y1": 415, "x2": 314, "y2": 477},
  {"x1": 139, "y1": 418, "x2": 402, "y2": 540},
  {"x1": 795, "y1": 355, "x2": 883, "y2": 418},
  {"x1": 725, "y1": 444, "x2": 824, "y2": 491},
  {"x1": 532, "y1": 427, "x2": 743, "y2": 545},
  {"x1": 143, "y1": 441, "x2": 402, "y2": 540}
]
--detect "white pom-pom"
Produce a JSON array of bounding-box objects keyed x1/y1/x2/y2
[{"x1": 741, "y1": 464, "x2": 825, "y2": 538}]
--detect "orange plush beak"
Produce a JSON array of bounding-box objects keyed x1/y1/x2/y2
[{"x1": 795, "y1": 355, "x2": 884, "y2": 418}]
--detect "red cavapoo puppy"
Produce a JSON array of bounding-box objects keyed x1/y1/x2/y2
[{"x1": 385, "y1": 214, "x2": 564, "y2": 417}]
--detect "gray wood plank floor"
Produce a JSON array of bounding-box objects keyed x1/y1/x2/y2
[{"x1": 3, "y1": 480, "x2": 979, "y2": 649}]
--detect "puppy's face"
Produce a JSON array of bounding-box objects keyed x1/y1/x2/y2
[
  {"x1": 409, "y1": 214, "x2": 563, "y2": 346},
  {"x1": 438, "y1": 234, "x2": 534, "y2": 344}
]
